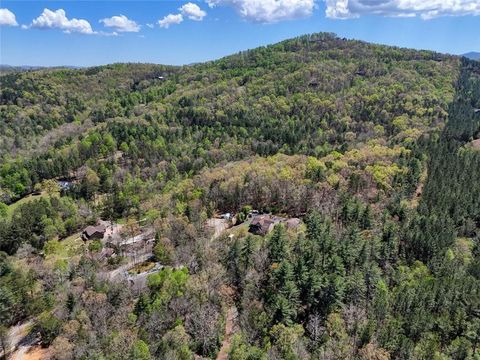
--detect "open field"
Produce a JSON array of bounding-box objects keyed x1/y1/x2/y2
[{"x1": 5, "y1": 192, "x2": 49, "y2": 219}]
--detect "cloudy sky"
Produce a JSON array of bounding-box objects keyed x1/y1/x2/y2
[{"x1": 0, "y1": 0, "x2": 479, "y2": 66}]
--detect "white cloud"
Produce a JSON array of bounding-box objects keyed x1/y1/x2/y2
[
  {"x1": 146, "y1": 23, "x2": 154, "y2": 28},
  {"x1": 0, "y1": 8, "x2": 18, "y2": 26},
  {"x1": 157, "y1": 3, "x2": 207, "y2": 29},
  {"x1": 158, "y1": 13, "x2": 184, "y2": 28},
  {"x1": 29, "y1": 8, "x2": 95, "y2": 34},
  {"x1": 179, "y1": 2, "x2": 207, "y2": 20},
  {"x1": 206, "y1": 0, "x2": 314, "y2": 23},
  {"x1": 100, "y1": 15, "x2": 140, "y2": 32},
  {"x1": 100, "y1": 31, "x2": 119, "y2": 37},
  {"x1": 325, "y1": 0, "x2": 480, "y2": 19}
]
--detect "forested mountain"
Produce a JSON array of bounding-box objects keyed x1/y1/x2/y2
[
  {"x1": 463, "y1": 52, "x2": 480, "y2": 60},
  {"x1": 1, "y1": 33, "x2": 479, "y2": 360}
]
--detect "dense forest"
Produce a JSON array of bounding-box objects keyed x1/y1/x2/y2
[{"x1": 0, "y1": 33, "x2": 479, "y2": 360}]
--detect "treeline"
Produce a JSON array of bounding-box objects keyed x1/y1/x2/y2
[{"x1": 405, "y1": 58, "x2": 480, "y2": 265}]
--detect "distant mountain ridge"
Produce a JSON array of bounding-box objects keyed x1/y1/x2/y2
[
  {"x1": 2, "y1": 51, "x2": 478, "y2": 72},
  {"x1": 463, "y1": 52, "x2": 480, "y2": 60},
  {"x1": 0, "y1": 65, "x2": 45, "y2": 72},
  {"x1": 0, "y1": 65, "x2": 81, "y2": 74}
]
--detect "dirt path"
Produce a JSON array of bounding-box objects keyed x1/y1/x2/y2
[
  {"x1": 216, "y1": 306, "x2": 238, "y2": 360},
  {"x1": 411, "y1": 169, "x2": 428, "y2": 208},
  {"x1": 2, "y1": 320, "x2": 47, "y2": 360},
  {"x1": 12, "y1": 345, "x2": 50, "y2": 360},
  {"x1": 2, "y1": 320, "x2": 33, "y2": 356}
]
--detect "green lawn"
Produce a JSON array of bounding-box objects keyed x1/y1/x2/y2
[
  {"x1": 5, "y1": 191, "x2": 49, "y2": 219},
  {"x1": 43, "y1": 231, "x2": 85, "y2": 261}
]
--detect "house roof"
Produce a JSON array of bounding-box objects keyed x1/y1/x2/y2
[
  {"x1": 84, "y1": 224, "x2": 106, "y2": 237},
  {"x1": 250, "y1": 215, "x2": 300, "y2": 234},
  {"x1": 250, "y1": 215, "x2": 281, "y2": 234},
  {"x1": 251, "y1": 215, "x2": 273, "y2": 226}
]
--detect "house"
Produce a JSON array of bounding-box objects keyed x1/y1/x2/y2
[
  {"x1": 82, "y1": 224, "x2": 106, "y2": 241},
  {"x1": 249, "y1": 215, "x2": 302, "y2": 235},
  {"x1": 249, "y1": 215, "x2": 284, "y2": 236}
]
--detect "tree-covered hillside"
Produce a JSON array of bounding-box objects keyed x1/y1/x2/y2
[
  {"x1": 0, "y1": 34, "x2": 479, "y2": 360},
  {"x1": 1, "y1": 33, "x2": 458, "y2": 201}
]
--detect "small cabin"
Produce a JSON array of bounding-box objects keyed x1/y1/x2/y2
[{"x1": 82, "y1": 224, "x2": 106, "y2": 241}]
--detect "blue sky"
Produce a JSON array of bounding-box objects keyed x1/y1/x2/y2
[{"x1": 1, "y1": 0, "x2": 479, "y2": 66}]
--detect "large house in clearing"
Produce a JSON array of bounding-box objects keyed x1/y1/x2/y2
[
  {"x1": 82, "y1": 224, "x2": 106, "y2": 241},
  {"x1": 249, "y1": 215, "x2": 281, "y2": 236},
  {"x1": 249, "y1": 215, "x2": 302, "y2": 236}
]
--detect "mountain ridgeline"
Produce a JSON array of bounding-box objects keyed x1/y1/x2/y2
[
  {"x1": 0, "y1": 33, "x2": 480, "y2": 359},
  {"x1": 463, "y1": 52, "x2": 480, "y2": 60}
]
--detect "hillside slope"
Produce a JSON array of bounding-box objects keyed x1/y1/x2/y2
[
  {"x1": 0, "y1": 33, "x2": 459, "y2": 202},
  {"x1": 1, "y1": 34, "x2": 480, "y2": 360}
]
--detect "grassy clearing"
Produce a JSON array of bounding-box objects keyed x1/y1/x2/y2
[
  {"x1": 43, "y1": 231, "x2": 85, "y2": 263},
  {"x1": 5, "y1": 191, "x2": 49, "y2": 219}
]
